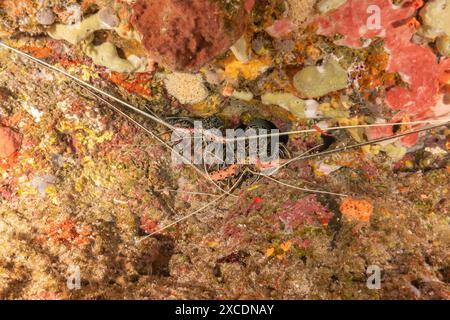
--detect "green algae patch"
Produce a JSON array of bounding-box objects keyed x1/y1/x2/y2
[
  {"x1": 382, "y1": 144, "x2": 407, "y2": 162},
  {"x1": 48, "y1": 8, "x2": 146, "y2": 73},
  {"x1": 261, "y1": 92, "x2": 306, "y2": 118},
  {"x1": 48, "y1": 13, "x2": 107, "y2": 45},
  {"x1": 293, "y1": 59, "x2": 349, "y2": 98},
  {"x1": 85, "y1": 42, "x2": 145, "y2": 73}
]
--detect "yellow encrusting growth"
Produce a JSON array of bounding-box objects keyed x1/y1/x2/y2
[{"x1": 223, "y1": 56, "x2": 271, "y2": 80}]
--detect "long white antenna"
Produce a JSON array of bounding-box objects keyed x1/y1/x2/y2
[
  {"x1": 0, "y1": 41, "x2": 177, "y2": 132},
  {"x1": 0, "y1": 41, "x2": 239, "y2": 196}
]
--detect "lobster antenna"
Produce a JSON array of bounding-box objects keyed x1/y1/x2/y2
[{"x1": 0, "y1": 41, "x2": 177, "y2": 132}]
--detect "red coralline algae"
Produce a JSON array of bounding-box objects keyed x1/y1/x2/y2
[
  {"x1": 0, "y1": 126, "x2": 22, "y2": 158},
  {"x1": 245, "y1": 196, "x2": 263, "y2": 214},
  {"x1": 265, "y1": 18, "x2": 297, "y2": 38},
  {"x1": 316, "y1": 0, "x2": 450, "y2": 146},
  {"x1": 140, "y1": 214, "x2": 159, "y2": 234},
  {"x1": 131, "y1": 0, "x2": 248, "y2": 72},
  {"x1": 316, "y1": 0, "x2": 417, "y2": 48},
  {"x1": 244, "y1": 0, "x2": 255, "y2": 13},
  {"x1": 277, "y1": 195, "x2": 333, "y2": 230},
  {"x1": 42, "y1": 218, "x2": 92, "y2": 247},
  {"x1": 384, "y1": 24, "x2": 447, "y2": 120},
  {"x1": 104, "y1": 72, "x2": 153, "y2": 97}
]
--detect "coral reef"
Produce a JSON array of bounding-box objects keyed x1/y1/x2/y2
[{"x1": 0, "y1": 0, "x2": 448, "y2": 301}]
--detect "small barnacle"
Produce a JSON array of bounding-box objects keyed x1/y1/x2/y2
[
  {"x1": 436, "y1": 36, "x2": 450, "y2": 57},
  {"x1": 230, "y1": 36, "x2": 250, "y2": 63}
]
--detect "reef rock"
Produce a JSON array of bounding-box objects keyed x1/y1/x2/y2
[{"x1": 131, "y1": 0, "x2": 248, "y2": 72}]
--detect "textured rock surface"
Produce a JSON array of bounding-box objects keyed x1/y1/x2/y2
[
  {"x1": 131, "y1": 0, "x2": 248, "y2": 71},
  {"x1": 1, "y1": 0, "x2": 449, "y2": 301}
]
